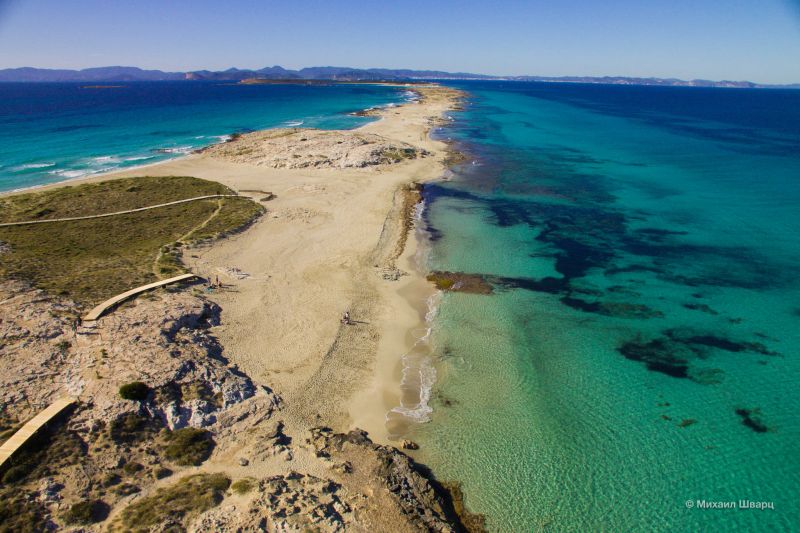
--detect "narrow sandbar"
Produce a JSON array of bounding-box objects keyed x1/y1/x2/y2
[{"x1": 91, "y1": 85, "x2": 463, "y2": 442}]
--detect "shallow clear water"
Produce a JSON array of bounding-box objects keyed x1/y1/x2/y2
[
  {"x1": 414, "y1": 82, "x2": 800, "y2": 531},
  {"x1": 0, "y1": 81, "x2": 408, "y2": 191}
]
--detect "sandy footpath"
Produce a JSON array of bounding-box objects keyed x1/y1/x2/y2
[{"x1": 92, "y1": 85, "x2": 462, "y2": 443}]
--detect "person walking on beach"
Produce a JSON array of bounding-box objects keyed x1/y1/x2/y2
[{"x1": 342, "y1": 311, "x2": 351, "y2": 325}]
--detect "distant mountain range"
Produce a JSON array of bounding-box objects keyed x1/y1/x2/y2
[{"x1": 0, "y1": 65, "x2": 796, "y2": 88}]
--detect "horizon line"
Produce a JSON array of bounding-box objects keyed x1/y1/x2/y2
[{"x1": 1, "y1": 64, "x2": 798, "y2": 87}]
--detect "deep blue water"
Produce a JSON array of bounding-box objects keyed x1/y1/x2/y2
[
  {"x1": 3, "y1": 78, "x2": 798, "y2": 531},
  {"x1": 412, "y1": 81, "x2": 800, "y2": 531},
  {"x1": 0, "y1": 81, "x2": 408, "y2": 191}
]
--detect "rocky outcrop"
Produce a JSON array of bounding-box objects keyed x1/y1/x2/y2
[
  {"x1": 0, "y1": 280, "x2": 476, "y2": 533},
  {"x1": 189, "y1": 427, "x2": 477, "y2": 533},
  {"x1": 0, "y1": 280, "x2": 271, "y2": 430},
  {"x1": 204, "y1": 128, "x2": 428, "y2": 169},
  {"x1": 308, "y1": 427, "x2": 460, "y2": 532},
  {"x1": 193, "y1": 473, "x2": 351, "y2": 532},
  {"x1": 0, "y1": 281, "x2": 281, "y2": 531},
  {"x1": 0, "y1": 280, "x2": 80, "y2": 415}
]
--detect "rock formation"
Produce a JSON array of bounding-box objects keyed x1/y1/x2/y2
[
  {"x1": 204, "y1": 128, "x2": 428, "y2": 169},
  {"x1": 0, "y1": 281, "x2": 477, "y2": 532}
]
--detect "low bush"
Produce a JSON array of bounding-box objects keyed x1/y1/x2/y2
[
  {"x1": 108, "y1": 413, "x2": 161, "y2": 444},
  {"x1": 0, "y1": 491, "x2": 46, "y2": 532},
  {"x1": 117, "y1": 473, "x2": 230, "y2": 531},
  {"x1": 162, "y1": 428, "x2": 214, "y2": 466},
  {"x1": 63, "y1": 499, "x2": 109, "y2": 525},
  {"x1": 122, "y1": 461, "x2": 144, "y2": 475},
  {"x1": 230, "y1": 478, "x2": 255, "y2": 495},
  {"x1": 119, "y1": 382, "x2": 151, "y2": 402}
]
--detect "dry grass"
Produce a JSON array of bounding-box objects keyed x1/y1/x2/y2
[
  {"x1": 230, "y1": 477, "x2": 256, "y2": 495},
  {"x1": 162, "y1": 428, "x2": 215, "y2": 466},
  {"x1": 114, "y1": 473, "x2": 230, "y2": 532},
  {"x1": 0, "y1": 176, "x2": 263, "y2": 307},
  {"x1": 0, "y1": 176, "x2": 231, "y2": 222}
]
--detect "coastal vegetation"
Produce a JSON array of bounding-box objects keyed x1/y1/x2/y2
[
  {"x1": 63, "y1": 499, "x2": 110, "y2": 525},
  {"x1": 230, "y1": 477, "x2": 256, "y2": 495},
  {"x1": 115, "y1": 473, "x2": 231, "y2": 532},
  {"x1": 118, "y1": 381, "x2": 151, "y2": 401},
  {"x1": 0, "y1": 176, "x2": 264, "y2": 307},
  {"x1": 162, "y1": 427, "x2": 215, "y2": 466},
  {"x1": 0, "y1": 84, "x2": 479, "y2": 532},
  {"x1": 0, "y1": 403, "x2": 222, "y2": 530}
]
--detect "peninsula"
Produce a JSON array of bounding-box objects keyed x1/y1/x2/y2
[{"x1": 0, "y1": 85, "x2": 483, "y2": 531}]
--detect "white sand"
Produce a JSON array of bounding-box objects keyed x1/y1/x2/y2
[{"x1": 97, "y1": 85, "x2": 462, "y2": 442}]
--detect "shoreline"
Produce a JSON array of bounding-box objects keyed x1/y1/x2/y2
[
  {"x1": 0, "y1": 87, "x2": 420, "y2": 198},
  {"x1": 53, "y1": 84, "x2": 464, "y2": 445},
  {"x1": 0, "y1": 82, "x2": 483, "y2": 530}
]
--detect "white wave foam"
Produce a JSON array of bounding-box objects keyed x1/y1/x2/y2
[
  {"x1": 389, "y1": 356, "x2": 437, "y2": 423},
  {"x1": 124, "y1": 155, "x2": 155, "y2": 162},
  {"x1": 402, "y1": 90, "x2": 421, "y2": 103},
  {"x1": 91, "y1": 155, "x2": 120, "y2": 163},
  {"x1": 49, "y1": 169, "x2": 89, "y2": 179},
  {"x1": 48, "y1": 165, "x2": 115, "y2": 179},
  {"x1": 283, "y1": 120, "x2": 304, "y2": 127},
  {"x1": 154, "y1": 146, "x2": 194, "y2": 154},
  {"x1": 12, "y1": 162, "x2": 56, "y2": 171},
  {"x1": 388, "y1": 289, "x2": 442, "y2": 423}
]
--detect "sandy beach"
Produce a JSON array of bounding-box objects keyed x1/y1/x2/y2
[
  {"x1": 87, "y1": 84, "x2": 462, "y2": 443},
  {"x1": 0, "y1": 84, "x2": 478, "y2": 531}
]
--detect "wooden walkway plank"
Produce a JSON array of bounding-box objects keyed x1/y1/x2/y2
[
  {"x1": 0, "y1": 397, "x2": 77, "y2": 469},
  {"x1": 83, "y1": 273, "x2": 200, "y2": 321}
]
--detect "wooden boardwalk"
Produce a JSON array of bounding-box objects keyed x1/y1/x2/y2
[
  {"x1": 0, "y1": 194, "x2": 240, "y2": 227},
  {"x1": 83, "y1": 273, "x2": 199, "y2": 321},
  {"x1": 0, "y1": 397, "x2": 77, "y2": 470}
]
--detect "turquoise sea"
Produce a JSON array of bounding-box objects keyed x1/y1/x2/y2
[
  {"x1": 412, "y1": 82, "x2": 800, "y2": 531},
  {"x1": 0, "y1": 81, "x2": 409, "y2": 192},
  {"x1": 2, "y1": 79, "x2": 798, "y2": 531}
]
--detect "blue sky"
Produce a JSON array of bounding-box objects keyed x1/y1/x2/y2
[{"x1": 0, "y1": 0, "x2": 798, "y2": 83}]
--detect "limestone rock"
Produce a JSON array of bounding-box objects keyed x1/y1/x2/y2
[{"x1": 204, "y1": 128, "x2": 428, "y2": 170}]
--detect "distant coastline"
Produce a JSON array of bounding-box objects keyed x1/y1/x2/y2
[{"x1": 1, "y1": 65, "x2": 797, "y2": 88}]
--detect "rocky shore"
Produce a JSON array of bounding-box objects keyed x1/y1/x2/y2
[
  {"x1": 0, "y1": 280, "x2": 479, "y2": 531},
  {"x1": 0, "y1": 84, "x2": 482, "y2": 532}
]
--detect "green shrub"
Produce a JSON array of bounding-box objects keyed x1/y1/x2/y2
[
  {"x1": 117, "y1": 473, "x2": 230, "y2": 531},
  {"x1": 153, "y1": 467, "x2": 173, "y2": 480},
  {"x1": 230, "y1": 478, "x2": 255, "y2": 495},
  {"x1": 0, "y1": 491, "x2": 46, "y2": 532},
  {"x1": 119, "y1": 382, "x2": 151, "y2": 401},
  {"x1": 102, "y1": 473, "x2": 121, "y2": 487},
  {"x1": 1, "y1": 465, "x2": 29, "y2": 484},
  {"x1": 113, "y1": 483, "x2": 141, "y2": 496},
  {"x1": 108, "y1": 413, "x2": 161, "y2": 444},
  {"x1": 122, "y1": 461, "x2": 144, "y2": 475},
  {"x1": 63, "y1": 499, "x2": 109, "y2": 525},
  {"x1": 163, "y1": 428, "x2": 214, "y2": 466}
]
